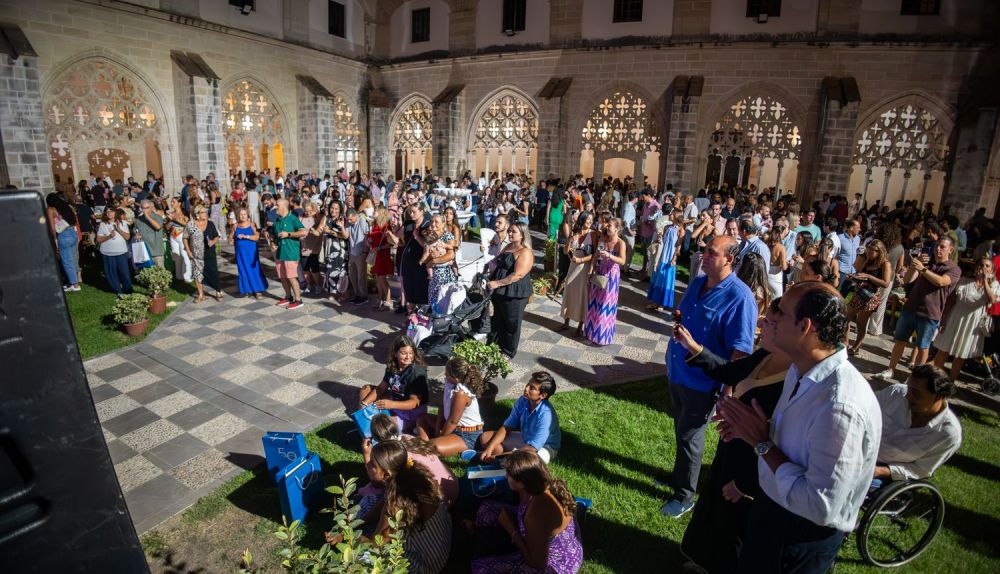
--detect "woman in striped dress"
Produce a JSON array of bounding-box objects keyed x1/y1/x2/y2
[{"x1": 584, "y1": 217, "x2": 627, "y2": 346}]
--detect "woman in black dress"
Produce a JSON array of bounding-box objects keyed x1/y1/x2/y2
[
  {"x1": 676, "y1": 298, "x2": 790, "y2": 574},
  {"x1": 399, "y1": 204, "x2": 430, "y2": 311},
  {"x1": 486, "y1": 222, "x2": 535, "y2": 358}
]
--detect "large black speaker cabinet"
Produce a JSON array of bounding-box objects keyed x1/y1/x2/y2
[{"x1": 0, "y1": 190, "x2": 148, "y2": 572}]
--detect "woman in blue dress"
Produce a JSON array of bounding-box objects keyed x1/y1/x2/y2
[
  {"x1": 647, "y1": 211, "x2": 681, "y2": 311},
  {"x1": 231, "y1": 206, "x2": 268, "y2": 298}
]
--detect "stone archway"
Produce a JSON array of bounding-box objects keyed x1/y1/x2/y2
[
  {"x1": 221, "y1": 76, "x2": 290, "y2": 179},
  {"x1": 848, "y1": 92, "x2": 954, "y2": 210},
  {"x1": 466, "y1": 87, "x2": 539, "y2": 178},
  {"x1": 576, "y1": 84, "x2": 662, "y2": 186},
  {"x1": 389, "y1": 94, "x2": 433, "y2": 179}
]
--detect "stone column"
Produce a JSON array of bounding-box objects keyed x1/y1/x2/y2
[
  {"x1": 296, "y1": 83, "x2": 334, "y2": 176},
  {"x1": 0, "y1": 54, "x2": 50, "y2": 190},
  {"x1": 535, "y1": 97, "x2": 567, "y2": 181},
  {"x1": 812, "y1": 99, "x2": 859, "y2": 203},
  {"x1": 663, "y1": 93, "x2": 699, "y2": 195},
  {"x1": 942, "y1": 107, "x2": 999, "y2": 222},
  {"x1": 432, "y1": 99, "x2": 464, "y2": 177},
  {"x1": 171, "y1": 64, "x2": 225, "y2": 183}
]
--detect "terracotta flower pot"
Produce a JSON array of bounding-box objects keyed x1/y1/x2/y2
[
  {"x1": 148, "y1": 295, "x2": 168, "y2": 315},
  {"x1": 124, "y1": 320, "x2": 149, "y2": 337}
]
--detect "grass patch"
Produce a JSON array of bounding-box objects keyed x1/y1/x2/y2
[
  {"x1": 145, "y1": 378, "x2": 1000, "y2": 573},
  {"x1": 67, "y1": 255, "x2": 193, "y2": 359}
]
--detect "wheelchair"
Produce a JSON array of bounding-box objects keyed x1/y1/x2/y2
[{"x1": 855, "y1": 479, "x2": 946, "y2": 567}]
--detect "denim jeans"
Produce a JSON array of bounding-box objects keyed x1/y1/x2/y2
[
  {"x1": 56, "y1": 227, "x2": 79, "y2": 285},
  {"x1": 738, "y1": 494, "x2": 845, "y2": 574}
]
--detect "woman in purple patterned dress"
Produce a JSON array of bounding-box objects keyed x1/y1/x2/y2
[
  {"x1": 583, "y1": 217, "x2": 626, "y2": 346},
  {"x1": 471, "y1": 450, "x2": 583, "y2": 574}
]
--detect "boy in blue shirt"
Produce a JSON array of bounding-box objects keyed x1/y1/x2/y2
[{"x1": 480, "y1": 371, "x2": 561, "y2": 463}]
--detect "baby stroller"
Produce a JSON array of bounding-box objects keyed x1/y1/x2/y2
[
  {"x1": 978, "y1": 353, "x2": 1000, "y2": 395},
  {"x1": 409, "y1": 274, "x2": 492, "y2": 359}
]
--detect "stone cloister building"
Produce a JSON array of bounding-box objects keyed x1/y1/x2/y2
[{"x1": 1, "y1": 0, "x2": 998, "y2": 220}]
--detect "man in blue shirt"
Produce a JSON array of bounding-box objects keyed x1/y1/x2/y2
[
  {"x1": 661, "y1": 235, "x2": 758, "y2": 517},
  {"x1": 480, "y1": 371, "x2": 561, "y2": 463},
  {"x1": 836, "y1": 218, "x2": 861, "y2": 290}
]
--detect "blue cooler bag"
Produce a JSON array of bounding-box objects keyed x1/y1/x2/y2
[
  {"x1": 275, "y1": 453, "x2": 325, "y2": 523},
  {"x1": 466, "y1": 464, "x2": 511, "y2": 499},
  {"x1": 349, "y1": 404, "x2": 390, "y2": 438},
  {"x1": 262, "y1": 431, "x2": 308, "y2": 479}
]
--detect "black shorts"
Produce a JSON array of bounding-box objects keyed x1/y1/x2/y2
[{"x1": 303, "y1": 254, "x2": 321, "y2": 273}]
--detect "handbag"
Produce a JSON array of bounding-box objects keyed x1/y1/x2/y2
[
  {"x1": 349, "y1": 403, "x2": 390, "y2": 438},
  {"x1": 590, "y1": 273, "x2": 609, "y2": 290},
  {"x1": 131, "y1": 238, "x2": 150, "y2": 265},
  {"x1": 261, "y1": 431, "x2": 308, "y2": 480},
  {"x1": 336, "y1": 273, "x2": 349, "y2": 294},
  {"x1": 366, "y1": 249, "x2": 376, "y2": 266},
  {"x1": 466, "y1": 464, "x2": 511, "y2": 499},
  {"x1": 275, "y1": 453, "x2": 325, "y2": 523}
]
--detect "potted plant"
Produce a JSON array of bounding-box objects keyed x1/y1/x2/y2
[
  {"x1": 113, "y1": 293, "x2": 151, "y2": 337},
  {"x1": 452, "y1": 339, "x2": 512, "y2": 413},
  {"x1": 532, "y1": 277, "x2": 551, "y2": 297},
  {"x1": 136, "y1": 266, "x2": 172, "y2": 314},
  {"x1": 543, "y1": 239, "x2": 557, "y2": 273}
]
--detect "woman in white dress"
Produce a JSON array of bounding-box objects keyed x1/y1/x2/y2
[
  {"x1": 167, "y1": 197, "x2": 192, "y2": 282},
  {"x1": 558, "y1": 211, "x2": 596, "y2": 337},
  {"x1": 765, "y1": 225, "x2": 788, "y2": 298},
  {"x1": 932, "y1": 257, "x2": 1000, "y2": 381}
]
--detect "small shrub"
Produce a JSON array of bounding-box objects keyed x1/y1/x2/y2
[
  {"x1": 453, "y1": 338, "x2": 512, "y2": 383},
  {"x1": 111, "y1": 293, "x2": 150, "y2": 326},
  {"x1": 239, "y1": 476, "x2": 409, "y2": 574},
  {"x1": 543, "y1": 239, "x2": 557, "y2": 261},
  {"x1": 136, "y1": 266, "x2": 172, "y2": 297}
]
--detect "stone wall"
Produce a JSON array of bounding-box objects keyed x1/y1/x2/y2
[{"x1": 0, "y1": 54, "x2": 50, "y2": 190}]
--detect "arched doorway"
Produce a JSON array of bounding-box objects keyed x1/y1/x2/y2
[
  {"x1": 467, "y1": 90, "x2": 539, "y2": 178},
  {"x1": 222, "y1": 78, "x2": 286, "y2": 179},
  {"x1": 579, "y1": 90, "x2": 660, "y2": 185},
  {"x1": 333, "y1": 93, "x2": 361, "y2": 173},
  {"x1": 849, "y1": 97, "x2": 952, "y2": 210},
  {"x1": 390, "y1": 96, "x2": 433, "y2": 179},
  {"x1": 43, "y1": 58, "x2": 163, "y2": 191},
  {"x1": 706, "y1": 94, "x2": 803, "y2": 195}
]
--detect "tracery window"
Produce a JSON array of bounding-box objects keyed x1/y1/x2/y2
[
  {"x1": 223, "y1": 80, "x2": 284, "y2": 144},
  {"x1": 708, "y1": 95, "x2": 802, "y2": 161},
  {"x1": 333, "y1": 93, "x2": 361, "y2": 173},
  {"x1": 854, "y1": 104, "x2": 949, "y2": 172},
  {"x1": 472, "y1": 93, "x2": 538, "y2": 152},
  {"x1": 44, "y1": 60, "x2": 158, "y2": 143},
  {"x1": 581, "y1": 91, "x2": 659, "y2": 153},
  {"x1": 392, "y1": 99, "x2": 433, "y2": 151}
]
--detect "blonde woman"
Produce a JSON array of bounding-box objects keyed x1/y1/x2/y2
[
  {"x1": 183, "y1": 206, "x2": 213, "y2": 302},
  {"x1": 369, "y1": 205, "x2": 397, "y2": 310},
  {"x1": 845, "y1": 240, "x2": 893, "y2": 356}
]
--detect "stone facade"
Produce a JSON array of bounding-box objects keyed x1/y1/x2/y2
[{"x1": 0, "y1": 0, "x2": 996, "y2": 220}]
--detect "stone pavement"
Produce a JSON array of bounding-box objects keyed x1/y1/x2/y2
[{"x1": 84, "y1": 239, "x2": 674, "y2": 534}]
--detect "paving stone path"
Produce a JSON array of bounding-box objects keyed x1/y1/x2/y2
[{"x1": 84, "y1": 237, "x2": 674, "y2": 533}]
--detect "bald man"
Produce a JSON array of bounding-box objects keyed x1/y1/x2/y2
[
  {"x1": 662, "y1": 234, "x2": 758, "y2": 517},
  {"x1": 272, "y1": 198, "x2": 308, "y2": 309}
]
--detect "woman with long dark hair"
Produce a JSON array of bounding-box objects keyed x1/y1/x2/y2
[
  {"x1": 736, "y1": 251, "x2": 771, "y2": 319},
  {"x1": 546, "y1": 187, "x2": 566, "y2": 240},
  {"x1": 359, "y1": 335, "x2": 429, "y2": 434},
  {"x1": 415, "y1": 356, "x2": 486, "y2": 456},
  {"x1": 585, "y1": 217, "x2": 627, "y2": 345},
  {"x1": 46, "y1": 192, "x2": 81, "y2": 291},
  {"x1": 487, "y1": 223, "x2": 535, "y2": 358},
  {"x1": 95, "y1": 208, "x2": 132, "y2": 295},
  {"x1": 559, "y1": 211, "x2": 595, "y2": 334},
  {"x1": 471, "y1": 450, "x2": 583, "y2": 574},
  {"x1": 845, "y1": 239, "x2": 893, "y2": 357}
]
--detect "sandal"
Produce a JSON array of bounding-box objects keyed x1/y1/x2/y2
[
  {"x1": 193, "y1": 295, "x2": 205, "y2": 304},
  {"x1": 214, "y1": 292, "x2": 224, "y2": 302}
]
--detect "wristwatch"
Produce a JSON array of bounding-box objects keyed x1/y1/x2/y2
[{"x1": 754, "y1": 440, "x2": 775, "y2": 457}]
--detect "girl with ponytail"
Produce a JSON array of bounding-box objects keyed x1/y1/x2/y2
[
  {"x1": 471, "y1": 450, "x2": 583, "y2": 574},
  {"x1": 365, "y1": 413, "x2": 459, "y2": 508},
  {"x1": 416, "y1": 356, "x2": 487, "y2": 456},
  {"x1": 366, "y1": 441, "x2": 452, "y2": 574}
]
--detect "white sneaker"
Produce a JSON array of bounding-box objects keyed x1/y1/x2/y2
[{"x1": 874, "y1": 368, "x2": 894, "y2": 380}]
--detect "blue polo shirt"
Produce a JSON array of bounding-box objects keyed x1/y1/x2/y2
[
  {"x1": 667, "y1": 273, "x2": 758, "y2": 393},
  {"x1": 503, "y1": 397, "x2": 561, "y2": 451}
]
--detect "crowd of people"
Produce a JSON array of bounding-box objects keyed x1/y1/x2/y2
[{"x1": 43, "y1": 164, "x2": 1000, "y2": 573}]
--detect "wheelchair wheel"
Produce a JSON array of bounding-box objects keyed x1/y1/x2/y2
[{"x1": 857, "y1": 480, "x2": 945, "y2": 567}]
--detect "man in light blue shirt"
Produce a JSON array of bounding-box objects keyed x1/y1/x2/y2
[
  {"x1": 795, "y1": 210, "x2": 822, "y2": 248},
  {"x1": 736, "y1": 217, "x2": 771, "y2": 273},
  {"x1": 480, "y1": 371, "x2": 561, "y2": 463},
  {"x1": 836, "y1": 219, "x2": 862, "y2": 289}
]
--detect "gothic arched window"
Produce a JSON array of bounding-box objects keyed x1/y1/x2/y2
[
  {"x1": 333, "y1": 93, "x2": 361, "y2": 173},
  {"x1": 470, "y1": 91, "x2": 539, "y2": 177},
  {"x1": 391, "y1": 98, "x2": 433, "y2": 178},
  {"x1": 223, "y1": 80, "x2": 284, "y2": 144},
  {"x1": 581, "y1": 91, "x2": 659, "y2": 153}
]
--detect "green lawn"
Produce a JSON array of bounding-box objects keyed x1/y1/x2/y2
[
  {"x1": 143, "y1": 378, "x2": 1000, "y2": 573},
  {"x1": 67, "y1": 256, "x2": 191, "y2": 359}
]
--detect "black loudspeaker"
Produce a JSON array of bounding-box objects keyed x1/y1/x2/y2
[{"x1": 0, "y1": 191, "x2": 148, "y2": 573}]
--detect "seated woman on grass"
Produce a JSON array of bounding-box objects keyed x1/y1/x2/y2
[
  {"x1": 361, "y1": 413, "x2": 459, "y2": 510},
  {"x1": 479, "y1": 371, "x2": 561, "y2": 464},
  {"x1": 471, "y1": 450, "x2": 583, "y2": 574},
  {"x1": 359, "y1": 335, "x2": 429, "y2": 434},
  {"x1": 415, "y1": 356, "x2": 486, "y2": 457},
  {"x1": 339, "y1": 440, "x2": 451, "y2": 574}
]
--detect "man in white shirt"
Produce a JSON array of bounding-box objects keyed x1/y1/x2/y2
[
  {"x1": 718, "y1": 282, "x2": 881, "y2": 573},
  {"x1": 875, "y1": 364, "x2": 961, "y2": 482}
]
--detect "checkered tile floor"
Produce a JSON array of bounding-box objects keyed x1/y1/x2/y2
[{"x1": 84, "y1": 238, "x2": 674, "y2": 533}]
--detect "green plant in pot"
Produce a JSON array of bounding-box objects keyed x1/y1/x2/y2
[
  {"x1": 532, "y1": 277, "x2": 551, "y2": 296},
  {"x1": 543, "y1": 239, "x2": 557, "y2": 272},
  {"x1": 452, "y1": 339, "x2": 512, "y2": 413},
  {"x1": 112, "y1": 293, "x2": 151, "y2": 337},
  {"x1": 136, "y1": 266, "x2": 172, "y2": 314}
]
